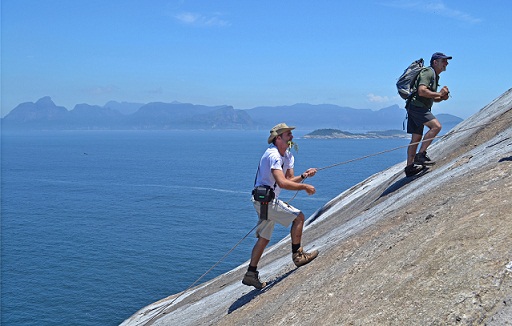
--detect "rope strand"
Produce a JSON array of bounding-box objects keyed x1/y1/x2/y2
[
  {"x1": 284, "y1": 114, "x2": 512, "y2": 203},
  {"x1": 143, "y1": 224, "x2": 258, "y2": 325},
  {"x1": 317, "y1": 118, "x2": 501, "y2": 171}
]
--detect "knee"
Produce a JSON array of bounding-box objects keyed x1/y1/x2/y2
[
  {"x1": 257, "y1": 237, "x2": 270, "y2": 247},
  {"x1": 410, "y1": 134, "x2": 422, "y2": 144},
  {"x1": 427, "y1": 119, "x2": 442, "y2": 134},
  {"x1": 431, "y1": 120, "x2": 442, "y2": 132},
  {"x1": 294, "y1": 212, "x2": 305, "y2": 224}
]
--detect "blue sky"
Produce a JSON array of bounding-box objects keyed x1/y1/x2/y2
[{"x1": 2, "y1": 0, "x2": 511, "y2": 119}]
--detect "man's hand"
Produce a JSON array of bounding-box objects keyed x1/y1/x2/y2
[
  {"x1": 304, "y1": 184, "x2": 316, "y2": 195},
  {"x1": 436, "y1": 86, "x2": 450, "y2": 101},
  {"x1": 440, "y1": 86, "x2": 449, "y2": 97},
  {"x1": 303, "y1": 168, "x2": 318, "y2": 178}
]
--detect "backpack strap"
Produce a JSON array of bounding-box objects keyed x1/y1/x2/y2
[
  {"x1": 428, "y1": 66, "x2": 436, "y2": 88},
  {"x1": 410, "y1": 66, "x2": 436, "y2": 98},
  {"x1": 253, "y1": 164, "x2": 279, "y2": 190},
  {"x1": 253, "y1": 166, "x2": 259, "y2": 187}
]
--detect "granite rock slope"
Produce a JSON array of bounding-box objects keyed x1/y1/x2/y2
[{"x1": 122, "y1": 89, "x2": 512, "y2": 326}]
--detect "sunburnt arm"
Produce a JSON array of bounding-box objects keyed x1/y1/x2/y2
[
  {"x1": 272, "y1": 169, "x2": 316, "y2": 195},
  {"x1": 418, "y1": 85, "x2": 450, "y2": 102}
]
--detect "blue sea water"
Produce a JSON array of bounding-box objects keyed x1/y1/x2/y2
[{"x1": 1, "y1": 130, "x2": 409, "y2": 325}]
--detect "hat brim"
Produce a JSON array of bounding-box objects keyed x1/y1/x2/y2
[
  {"x1": 267, "y1": 127, "x2": 295, "y2": 144},
  {"x1": 433, "y1": 55, "x2": 452, "y2": 60}
]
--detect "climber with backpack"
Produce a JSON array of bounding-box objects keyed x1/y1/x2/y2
[{"x1": 396, "y1": 52, "x2": 452, "y2": 177}]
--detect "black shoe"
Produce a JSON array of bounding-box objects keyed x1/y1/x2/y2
[
  {"x1": 414, "y1": 151, "x2": 435, "y2": 166},
  {"x1": 404, "y1": 164, "x2": 425, "y2": 177}
]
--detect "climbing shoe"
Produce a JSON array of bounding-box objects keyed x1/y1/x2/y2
[
  {"x1": 404, "y1": 163, "x2": 425, "y2": 177},
  {"x1": 414, "y1": 151, "x2": 435, "y2": 166},
  {"x1": 292, "y1": 247, "x2": 318, "y2": 267},
  {"x1": 242, "y1": 271, "x2": 267, "y2": 289}
]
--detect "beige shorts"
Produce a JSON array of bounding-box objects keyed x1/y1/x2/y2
[{"x1": 252, "y1": 198, "x2": 301, "y2": 240}]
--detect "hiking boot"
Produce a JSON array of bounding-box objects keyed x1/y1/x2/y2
[
  {"x1": 292, "y1": 247, "x2": 318, "y2": 267},
  {"x1": 404, "y1": 163, "x2": 425, "y2": 177},
  {"x1": 414, "y1": 151, "x2": 435, "y2": 166},
  {"x1": 242, "y1": 271, "x2": 266, "y2": 289}
]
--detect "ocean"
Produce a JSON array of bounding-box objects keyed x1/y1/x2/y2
[{"x1": 1, "y1": 130, "x2": 409, "y2": 325}]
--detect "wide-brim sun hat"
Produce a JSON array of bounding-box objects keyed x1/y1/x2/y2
[{"x1": 267, "y1": 123, "x2": 295, "y2": 144}]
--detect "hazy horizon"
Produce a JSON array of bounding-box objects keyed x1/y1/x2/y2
[{"x1": 3, "y1": 1, "x2": 511, "y2": 120}]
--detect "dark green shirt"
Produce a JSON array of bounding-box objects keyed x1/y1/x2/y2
[{"x1": 409, "y1": 67, "x2": 439, "y2": 109}]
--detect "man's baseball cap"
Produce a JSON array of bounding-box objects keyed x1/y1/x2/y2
[
  {"x1": 431, "y1": 52, "x2": 452, "y2": 61},
  {"x1": 268, "y1": 123, "x2": 295, "y2": 144}
]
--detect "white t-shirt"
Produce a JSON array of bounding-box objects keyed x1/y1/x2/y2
[{"x1": 255, "y1": 144, "x2": 294, "y2": 198}]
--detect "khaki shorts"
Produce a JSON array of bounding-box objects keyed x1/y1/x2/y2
[{"x1": 252, "y1": 198, "x2": 301, "y2": 240}]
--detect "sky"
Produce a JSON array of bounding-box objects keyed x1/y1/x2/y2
[{"x1": 1, "y1": 0, "x2": 511, "y2": 119}]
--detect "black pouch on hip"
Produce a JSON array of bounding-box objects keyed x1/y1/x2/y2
[{"x1": 252, "y1": 185, "x2": 275, "y2": 220}]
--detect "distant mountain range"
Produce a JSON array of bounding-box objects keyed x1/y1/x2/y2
[{"x1": 1, "y1": 96, "x2": 463, "y2": 131}]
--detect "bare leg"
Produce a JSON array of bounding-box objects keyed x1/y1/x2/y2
[
  {"x1": 407, "y1": 133, "x2": 423, "y2": 166},
  {"x1": 249, "y1": 237, "x2": 270, "y2": 267},
  {"x1": 419, "y1": 119, "x2": 442, "y2": 153},
  {"x1": 290, "y1": 212, "x2": 305, "y2": 245}
]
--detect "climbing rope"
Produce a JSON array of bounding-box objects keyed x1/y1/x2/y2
[
  {"x1": 284, "y1": 114, "x2": 512, "y2": 203},
  {"x1": 143, "y1": 113, "x2": 512, "y2": 325},
  {"x1": 143, "y1": 223, "x2": 258, "y2": 325}
]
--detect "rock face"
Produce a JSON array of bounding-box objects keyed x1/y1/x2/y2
[{"x1": 121, "y1": 89, "x2": 512, "y2": 326}]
